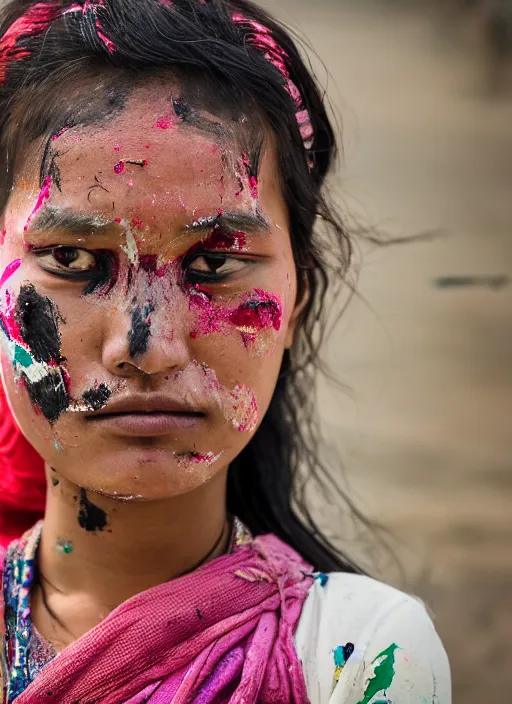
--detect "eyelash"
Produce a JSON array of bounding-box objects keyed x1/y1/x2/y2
[
  {"x1": 183, "y1": 252, "x2": 249, "y2": 284},
  {"x1": 32, "y1": 246, "x2": 118, "y2": 294}
]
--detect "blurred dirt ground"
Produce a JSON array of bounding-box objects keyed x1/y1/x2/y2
[{"x1": 257, "y1": 1, "x2": 512, "y2": 701}]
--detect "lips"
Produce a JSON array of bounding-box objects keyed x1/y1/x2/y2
[{"x1": 85, "y1": 393, "x2": 206, "y2": 437}]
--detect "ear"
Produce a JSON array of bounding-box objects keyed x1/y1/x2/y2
[{"x1": 284, "y1": 275, "x2": 310, "y2": 350}]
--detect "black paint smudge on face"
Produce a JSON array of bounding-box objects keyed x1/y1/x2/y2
[
  {"x1": 24, "y1": 374, "x2": 69, "y2": 424},
  {"x1": 14, "y1": 285, "x2": 70, "y2": 423},
  {"x1": 15, "y1": 285, "x2": 65, "y2": 364},
  {"x1": 172, "y1": 96, "x2": 195, "y2": 123},
  {"x1": 82, "y1": 383, "x2": 112, "y2": 411},
  {"x1": 78, "y1": 488, "x2": 108, "y2": 533},
  {"x1": 128, "y1": 303, "x2": 154, "y2": 358}
]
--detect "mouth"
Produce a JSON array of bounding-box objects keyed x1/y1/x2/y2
[{"x1": 84, "y1": 394, "x2": 207, "y2": 437}]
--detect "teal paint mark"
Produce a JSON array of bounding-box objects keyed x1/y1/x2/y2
[
  {"x1": 334, "y1": 645, "x2": 347, "y2": 668},
  {"x1": 356, "y1": 643, "x2": 399, "y2": 704},
  {"x1": 56, "y1": 539, "x2": 73, "y2": 555},
  {"x1": 315, "y1": 572, "x2": 329, "y2": 587},
  {"x1": 13, "y1": 344, "x2": 34, "y2": 369}
]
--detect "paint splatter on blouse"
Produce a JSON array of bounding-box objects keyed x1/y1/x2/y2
[{"x1": 295, "y1": 573, "x2": 451, "y2": 702}]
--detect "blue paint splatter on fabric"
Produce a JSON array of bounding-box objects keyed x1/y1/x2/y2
[{"x1": 314, "y1": 572, "x2": 329, "y2": 587}]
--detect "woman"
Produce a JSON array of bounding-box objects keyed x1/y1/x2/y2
[{"x1": 0, "y1": 1, "x2": 450, "y2": 702}]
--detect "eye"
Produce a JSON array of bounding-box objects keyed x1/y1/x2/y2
[
  {"x1": 187, "y1": 253, "x2": 247, "y2": 281},
  {"x1": 35, "y1": 247, "x2": 97, "y2": 276}
]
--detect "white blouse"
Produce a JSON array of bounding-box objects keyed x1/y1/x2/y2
[{"x1": 295, "y1": 573, "x2": 451, "y2": 704}]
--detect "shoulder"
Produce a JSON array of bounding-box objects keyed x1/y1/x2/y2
[{"x1": 295, "y1": 573, "x2": 451, "y2": 704}]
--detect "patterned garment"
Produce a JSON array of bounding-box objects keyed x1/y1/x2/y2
[{"x1": 1, "y1": 518, "x2": 253, "y2": 702}]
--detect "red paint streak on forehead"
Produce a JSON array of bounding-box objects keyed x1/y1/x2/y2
[
  {"x1": 0, "y1": 3, "x2": 62, "y2": 85},
  {"x1": 23, "y1": 176, "x2": 52, "y2": 232}
]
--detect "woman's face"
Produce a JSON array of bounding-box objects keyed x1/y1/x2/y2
[{"x1": 0, "y1": 85, "x2": 300, "y2": 500}]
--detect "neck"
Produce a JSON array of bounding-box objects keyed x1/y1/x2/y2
[{"x1": 35, "y1": 465, "x2": 229, "y2": 638}]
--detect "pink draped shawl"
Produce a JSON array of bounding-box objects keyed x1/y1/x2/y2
[{"x1": 1, "y1": 532, "x2": 313, "y2": 703}]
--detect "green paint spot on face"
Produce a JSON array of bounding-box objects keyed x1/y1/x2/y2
[
  {"x1": 356, "y1": 643, "x2": 399, "y2": 704},
  {"x1": 13, "y1": 345, "x2": 34, "y2": 369}
]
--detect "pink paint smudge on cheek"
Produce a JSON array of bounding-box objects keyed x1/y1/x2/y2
[
  {"x1": 189, "y1": 288, "x2": 282, "y2": 341},
  {"x1": 114, "y1": 161, "x2": 125, "y2": 174},
  {"x1": 196, "y1": 361, "x2": 259, "y2": 434},
  {"x1": 0, "y1": 291, "x2": 24, "y2": 344},
  {"x1": 174, "y1": 451, "x2": 222, "y2": 469},
  {"x1": 0, "y1": 230, "x2": 6, "y2": 246},
  {"x1": 188, "y1": 288, "x2": 224, "y2": 339},
  {"x1": 114, "y1": 144, "x2": 121, "y2": 152},
  {"x1": 0, "y1": 259, "x2": 21, "y2": 289},
  {"x1": 228, "y1": 385, "x2": 259, "y2": 433},
  {"x1": 23, "y1": 176, "x2": 52, "y2": 232},
  {"x1": 229, "y1": 290, "x2": 282, "y2": 334}
]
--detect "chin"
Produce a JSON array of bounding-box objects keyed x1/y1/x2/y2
[{"x1": 63, "y1": 445, "x2": 227, "y2": 500}]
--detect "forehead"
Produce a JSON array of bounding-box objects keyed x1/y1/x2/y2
[{"x1": 11, "y1": 83, "x2": 278, "y2": 227}]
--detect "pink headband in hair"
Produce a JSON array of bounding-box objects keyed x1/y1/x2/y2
[
  {"x1": 0, "y1": 2, "x2": 62, "y2": 85},
  {"x1": 232, "y1": 12, "x2": 314, "y2": 153},
  {"x1": 0, "y1": 3, "x2": 313, "y2": 155},
  {"x1": 0, "y1": 0, "x2": 114, "y2": 86}
]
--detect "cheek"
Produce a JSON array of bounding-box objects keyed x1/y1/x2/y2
[
  {"x1": 0, "y1": 280, "x2": 71, "y2": 425},
  {"x1": 187, "y1": 287, "x2": 288, "y2": 352}
]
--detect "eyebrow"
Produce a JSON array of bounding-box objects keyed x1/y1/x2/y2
[
  {"x1": 25, "y1": 206, "x2": 271, "y2": 238},
  {"x1": 184, "y1": 210, "x2": 271, "y2": 235},
  {"x1": 26, "y1": 206, "x2": 115, "y2": 236}
]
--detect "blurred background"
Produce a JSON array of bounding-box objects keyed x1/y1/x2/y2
[{"x1": 257, "y1": 0, "x2": 512, "y2": 702}]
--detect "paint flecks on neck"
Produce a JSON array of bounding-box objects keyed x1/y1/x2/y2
[
  {"x1": 77, "y1": 488, "x2": 108, "y2": 533},
  {"x1": 56, "y1": 538, "x2": 74, "y2": 555}
]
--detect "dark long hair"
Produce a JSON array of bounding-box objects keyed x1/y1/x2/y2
[{"x1": 0, "y1": 0, "x2": 362, "y2": 573}]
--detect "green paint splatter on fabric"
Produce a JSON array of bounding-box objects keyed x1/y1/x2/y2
[{"x1": 356, "y1": 643, "x2": 399, "y2": 704}]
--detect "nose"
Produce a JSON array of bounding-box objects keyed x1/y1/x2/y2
[{"x1": 102, "y1": 302, "x2": 191, "y2": 378}]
